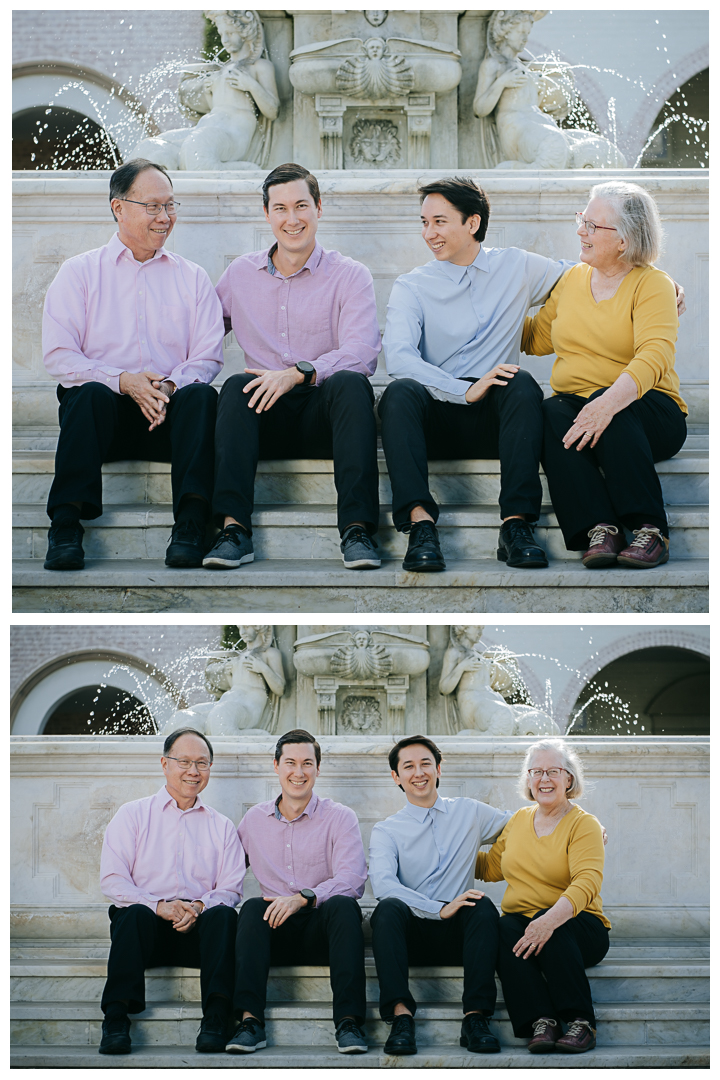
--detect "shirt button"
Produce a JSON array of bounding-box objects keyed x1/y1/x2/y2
[
  {"x1": 283, "y1": 353, "x2": 289, "y2": 358},
  {"x1": 288, "y1": 865, "x2": 291, "y2": 869},
  {"x1": 287, "y1": 844, "x2": 290, "y2": 847},
  {"x1": 281, "y1": 332, "x2": 286, "y2": 337}
]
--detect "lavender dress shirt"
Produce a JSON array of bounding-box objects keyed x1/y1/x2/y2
[
  {"x1": 215, "y1": 242, "x2": 381, "y2": 386},
  {"x1": 237, "y1": 791, "x2": 367, "y2": 906},
  {"x1": 100, "y1": 786, "x2": 246, "y2": 912},
  {"x1": 43, "y1": 232, "x2": 225, "y2": 395}
]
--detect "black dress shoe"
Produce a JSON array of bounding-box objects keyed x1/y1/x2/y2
[
  {"x1": 402, "y1": 521, "x2": 446, "y2": 572},
  {"x1": 497, "y1": 519, "x2": 548, "y2": 568},
  {"x1": 165, "y1": 519, "x2": 206, "y2": 568},
  {"x1": 99, "y1": 1015, "x2": 131, "y2": 1054},
  {"x1": 460, "y1": 1013, "x2": 501, "y2": 1053},
  {"x1": 44, "y1": 522, "x2": 85, "y2": 571},
  {"x1": 196, "y1": 1009, "x2": 230, "y2": 1052},
  {"x1": 384, "y1": 1014, "x2": 417, "y2": 1055}
]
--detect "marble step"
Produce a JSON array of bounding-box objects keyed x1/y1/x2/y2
[
  {"x1": 9, "y1": 999, "x2": 710, "y2": 1050},
  {"x1": 12, "y1": 447, "x2": 710, "y2": 507},
  {"x1": 12, "y1": 557, "x2": 710, "y2": 614},
  {"x1": 12, "y1": 503, "x2": 709, "y2": 562},
  {"x1": 9, "y1": 1044, "x2": 711, "y2": 1068}
]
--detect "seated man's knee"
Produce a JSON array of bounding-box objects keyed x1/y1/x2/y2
[
  {"x1": 203, "y1": 903, "x2": 237, "y2": 926},
  {"x1": 507, "y1": 368, "x2": 541, "y2": 399},
  {"x1": 378, "y1": 379, "x2": 424, "y2": 416},
  {"x1": 117, "y1": 902, "x2": 158, "y2": 926},
  {"x1": 322, "y1": 894, "x2": 361, "y2": 920},
  {"x1": 68, "y1": 381, "x2": 116, "y2": 410},
  {"x1": 466, "y1": 895, "x2": 499, "y2": 923},
  {"x1": 219, "y1": 372, "x2": 255, "y2": 401},
  {"x1": 175, "y1": 381, "x2": 217, "y2": 404},
  {"x1": 371, "y1": 896, "x2": 410, "y2": 925}
]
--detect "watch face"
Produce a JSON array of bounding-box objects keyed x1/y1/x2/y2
[{"x1": 297, "y1": 362, "x2": 313, "y2": 374}]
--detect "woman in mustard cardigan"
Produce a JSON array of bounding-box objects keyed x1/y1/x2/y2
[
  {"x1": 522, "y1": 181, "x2": 687, "y2": 569},
  {"x1": 475, "y1": 739, "x2": 610, "y2": 1054}
]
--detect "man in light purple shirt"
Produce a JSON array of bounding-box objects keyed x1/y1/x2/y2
[
  {"x1": 203, "y1": 161, "x2": 383, "y2": 572},
  {"x1": 98, "y1": 728, "x2": 244, "y2": 1056},
  {"x1": 226, "y1": 729, "x2": 369, "y2": 1055},
  {"x1": 42, "y1": 158, "x2": 225, "y2": 572}
]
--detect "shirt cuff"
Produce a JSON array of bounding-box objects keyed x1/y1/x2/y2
[
  {"x1": 427, "y1": 385, "x2": 469, "y2": 405},
  {"x1": 410, "y1": 905, "x2": 443, "y2": 920},
  {"x1": 309, "y1": 359, "x2": 331, "y2": 386}
]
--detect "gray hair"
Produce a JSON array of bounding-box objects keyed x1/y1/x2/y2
[
  {"x1": 109, "y1": 158, "x2": 172, "y2": 222},
  {"x1": 519, "y1": 737, "x2": 585, "y2": 801},
  {"x1": 589, "y1": 180, "x2": 663, "y2": 267}
]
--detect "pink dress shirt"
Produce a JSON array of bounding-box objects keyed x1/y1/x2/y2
[
  {"x1": 100, "y1": 786, "x2": 246, "y2": 912},
  {"x1": 215, "y1": 242, "x2": 381, "y2": 386},
  {"x1": 237, "y1": 791, "x2": 367, "y2": 906},
  {"x1": 43, "y1": 233, "x2": 225, "y2": 394}
]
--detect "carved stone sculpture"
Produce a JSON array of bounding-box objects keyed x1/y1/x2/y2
[
  {"x1": 347, "y1": 118, "x2": 402, "y2": 167},
  {"x1": 130, "y1": 10, "x2": 279, "y2": 170},
  {"x1": 364, "y1": 11, "x2": 389, "y2": 27},
  {"x1": 473, "y1": 10, "x2": 626, "y2": 169},
  {"x1": 340, "y1": 695, "x2": 383, "y2": 734},
  {"x1": 439, "y1": 626, "x2": 560, "y2": 736},
  {"x1": 330, "y1": 630, "x2": 393, "y2": 680},
  {"x1": 335, "y1": 37, "x2": 414, "y2": 99}
]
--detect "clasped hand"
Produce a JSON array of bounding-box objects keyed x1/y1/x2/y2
[
  {"x1": 465, "y1": 364, "x2": 519, "y2": 404},
  {"x1": 243, "y1": 367, "x2": 305, "y2": 413},
  {"x1": 262, "y1": 893, "x2": 308, "y2": 928},
  {"x1": 119, "y1": 370, "x2": 172, "y2": 431},
  {"x1": 512, "y1": 914, "x2": 554, "y2": 958},
  {"x1": 156, "y1": 899, "x2": 201, "y2": 933},
  {"x1": 440, "y1": 889, "x2": 485, "y2": 919}
]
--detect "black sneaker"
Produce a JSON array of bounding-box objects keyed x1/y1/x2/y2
[
  {"x1": 203, "y1": 524, "x2": 254, "y2": 569},
  {"x1": 44, "y1": 522, "x2": 85, "y2": 571},
  {"x1": 335, "y1": 1017, "x2": 368, "y2": 1053},
  {"x1": 196, "y1": 1009, "x2": 230, "y2": 1053},
  {"x1": 341, "y1": 525, "x2": 381, "y2": 569},
  {"x1": 165, "y1": 519, "x2": 206, "y2": 568},
  {"x1": 460, "y1": 1012, "x2": 501, "y2": 1053},
  {"x1": 497, "y1": 519, "x2": 548, "y2": 568},
  {"x1": 383, "y1": 1014, "x2": 417, "y2": 1055},
  {"x1": 402, "y1": 520, "x2": 445, "y2": 572},
  {"x1": 99, "y1": 1014, "x2": 131, "y2": 1055},
  {"x1": 225, "y1": 1016, "x2": 267, "y2": 1053}
]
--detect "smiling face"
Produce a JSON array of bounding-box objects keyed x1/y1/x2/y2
[
  {"x1": 112, "y1": 168, "x2": 175, "y2": 263},
  {"x1": 274, "y1": 741, "x2": 319, "y2": 803},
  {"x1": 161, "y1": 733, "x2": 211, "y2": 809},
  {"x1": 264, "y1": 179, "x2": 321, "y2": 264},
  {"x1": 527, "y1": 748, "x2": 572, "y2": 812},
  {"x1": 577, "y1": 196, "x2": 626, "y2": 272},
  {"x1": 392, "y1": 743, "x2": 441, "y2": 807},
  {"x1": 421, "y1": 193, "x2": 481, "y2": 266}
]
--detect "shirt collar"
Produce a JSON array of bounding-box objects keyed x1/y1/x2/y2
[
  {"x1": 273, "y1": 790, "x2": 319, "y2": 821},
  {"x1": 263, "y1": 241, "x2": 323, "y2": 278},
  {"x1": 404, "y1": 795, "x2": 448, "y2": 822},
  {"x1": 436, "y1": 245, "x2": 488, "y2": 283},
  {"x1": 157, "y1": 784, "x2": 208, "y2": 813},
  {"x1": 109, "y1": 231, "x2": 176, "y2": 266}
]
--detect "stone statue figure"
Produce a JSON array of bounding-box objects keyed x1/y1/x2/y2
[
  {"x1": 335, "y1": 37, "x2": 415, "y2": 99},
  {"x1": 364, "y1": 11, "x2": 389, "y2": 27},
  {"x1": 473, "y1": 10, "x2": 626, "y2": 169},
  {"x1": 439, "y1": 626, "x2": 560, "y2": 736},
  {"x1": 330, "y1": 630, "x2": 394, "y2": 680},
  {"x1": 130, "y1": 10, "x2": 279, "y2": 170}
]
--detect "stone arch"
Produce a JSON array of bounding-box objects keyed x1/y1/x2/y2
[
  {"x1": 553, "y1": 629, "x2": 709, "y2": 732},
  {"x1": 10, "y1": 649, "x2": 182, "y2": 735},
  {"x1": 625, "y1": 45, "x2": 709, "y2": 165}
]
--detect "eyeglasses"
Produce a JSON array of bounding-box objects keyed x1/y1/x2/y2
[
  {"x1": 527, "y1": 768, "x2": 569, "y2": 778},
  {"x1": 118, "y1": 199, "x2": 180, "y2": 216},
  {"x1": 575, "y1": 213, "x2": 616, "y2": 235},
  {"x1": 165, "y1": 755, "x2": 212, "y2": 771}
]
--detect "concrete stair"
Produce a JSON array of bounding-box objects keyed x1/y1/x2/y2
[
  {"x1": 12, "y1": 433, "x2": 709, "y2": 613},
  {"x1": 10, "y1": 938, "x2": 709, "y2": 1068}
]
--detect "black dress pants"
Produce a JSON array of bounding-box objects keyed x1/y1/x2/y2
[
  {"x1": 378, "y1": 372, "x2": 544, "y2": 529},
  {"x1": 212, "y1": 370, "x2": 379, "y2": 535},
  {"x1": 542, "y1": 388, "x2": 687, "y2": 550},
  {"x1": 47, "y1": 381, "x2": 217, "y2": 520},
  {"x1": 496, "y1": 909, "x2": 610, "y2": 1037},
  {"x1": 100, "y1": 903, "x2": 237, "y2": 1015},
  {"x1": 234, "y1": 895, "x2": 366, "y2": 1025},
  {"x1": 370, "y1": 896, "x2": 500, "y2": 1021}
]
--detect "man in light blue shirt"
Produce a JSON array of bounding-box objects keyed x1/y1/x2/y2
[
  {"x1": 379, "y1": 176, "x2": 574, "y2": 573},
  {"x1": 369, "y1": 735, "x2": 511, "y2": 1056}
]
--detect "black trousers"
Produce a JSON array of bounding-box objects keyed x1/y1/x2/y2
[
  {"x1": 47, "y1": 380, "x2": 217, "y2": 520},
  {"x1": 100, "y1": 902, "x2": 237, "y2": 1015},
  {"x1": 497, "y1": 909, "x2": 610, "y2": 1037},
  {"x1": 378, "y1": 372, "x2": 544, "y2": 530},
  {"x1": 212, "y1": 370, "x2": 379, "y2": 535},
  {"x1": 234, "y1": 895, "x2": 366, "y2": 1025},
  {"x1": 370, "y1": 895, "x2": 500, "y2": 1021},
  {"x1": 542, "y1": 388, "x2": 687, "y2": 550}
]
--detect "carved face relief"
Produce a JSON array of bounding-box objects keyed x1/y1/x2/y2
[
  {"x1": 340, "y1": 695, "x2": 382, "y2": 733},
  {"x1": 348, "y1": 119, "x2": 402, "y2": 168},
  {"x1": 364, "y1": 10, "x2": 388, "y2": 26},
  {"x1": 365, "y1": 37, "x2": 386, "y2": 60}
]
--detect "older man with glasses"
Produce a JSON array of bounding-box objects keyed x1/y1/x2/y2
[
  {"x1": 41, "y1": 158, "x2": 225, "y2": 572},
  {"x1": 97, "y1": 727, "x2": 245, "y2": 1056}
]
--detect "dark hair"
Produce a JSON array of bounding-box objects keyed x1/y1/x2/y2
[
  {"x1": 274, "y1": 728, "x2": 321, "y2": 766},
  {"x1": 262, "y1": 162, "x2": 321, "y2": 210},
  {"x1": 162, "y1": 727, "x2": 214, "y2": 761},
  {"x1": 389, "y1": 735, "x2": 442, "y2": 790},
  {"x1": 417, "y1": 176, "x2": 490, "y2": 243},
  {"x1": 109, "y1": 158, "x2": 173, "y2": 221}
]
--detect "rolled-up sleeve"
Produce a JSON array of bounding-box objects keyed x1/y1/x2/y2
[
  {"x1": 311, "y1": 265, "x2": 380, "y2": 385},
  {"x1": 313, "y1": 808, "x2": 368, "y2": 906},
  {"x1": 369, "y1": 823, "x2": 444, "y2": 919},
  {"x1": 562, "y1": 813, "x2": 605, "y2": 916}
]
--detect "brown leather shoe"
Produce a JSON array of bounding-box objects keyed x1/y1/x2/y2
[
  {"x1": 527, "y1": 1017, "x2": 559, "y2": 1053},
  {"x1": 616, "y1": 525, "x2": 669, "y2": 569},
  {"x1": 582, "y1": 523, "x2": 625, "y2": 568},
  {"x1": 556, "y1": 1018, "x2": 596, "y2": 1053}
]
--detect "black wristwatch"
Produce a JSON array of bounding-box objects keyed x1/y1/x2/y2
[
  {"x1": 295, "y1": 361, "x2": 315, "y2": 385},
  {"x1": 299, "y1": 888, "x2": 316, "y2": 907}
]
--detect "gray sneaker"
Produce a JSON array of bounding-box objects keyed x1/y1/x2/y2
[
  {"x1": 335, "y1": 1017, "x2": 368, "y2": 1054},
  {"x1": 225, "y1": 1017, "x2": 266, "y2": 1053},
  {"x1": 340, "y1": 525, "x2": 381, "y2": 569},
  {"x1": 203, "y1": 525, "x2": 254, "y2": 569}
]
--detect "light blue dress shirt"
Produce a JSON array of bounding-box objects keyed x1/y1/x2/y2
[
  {"x1": 369, "y1": 796, "x2": 512, "y2": 920},
  {"x1": 382, "y1": 246, "x2": 574, "y2": 405}
]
